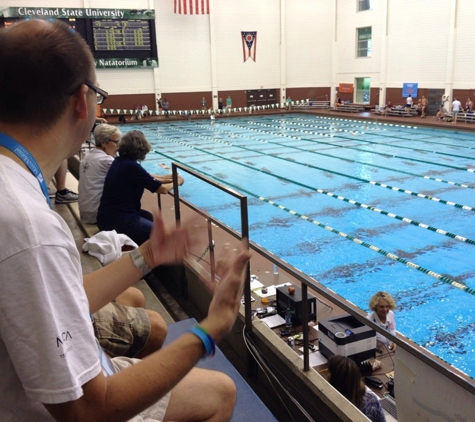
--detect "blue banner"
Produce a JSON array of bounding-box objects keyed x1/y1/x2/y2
[{"x1": 402, "y1": 83, "x2": 418, "y2": 98}]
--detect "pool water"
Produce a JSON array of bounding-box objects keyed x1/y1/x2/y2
[{"x1": 125, "y1": 114, "x2": 475, "y2": 378}]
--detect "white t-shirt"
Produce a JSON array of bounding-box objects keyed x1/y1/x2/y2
[
  {"x1": 367, "y1": 310, "x2": 396, "y2": 346},
  {"x1": 452, "y1": 99, "x2": 462, "y2": 112},
  {"x1": 406, "y1": 96, "x2": 413, "y2": 106},
  {"x1": 0, "y1": 156, "x2": 101, "y2": 420},
  {"x1": 79, "y1": 148, "x2": 114, "y2": 224}
]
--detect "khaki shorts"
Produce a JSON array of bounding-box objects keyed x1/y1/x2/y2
[
  {"x1": 112, "y1": 356, "x2": 171, "y2": 422},
  {"x1": 93, "y1": 302, "x2": 151, "y2": 358}
]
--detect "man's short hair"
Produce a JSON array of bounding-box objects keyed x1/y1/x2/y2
[
  {"x1": 0, "y1": 19, "x2": 94, "y2": 129},
  {"x1": 119, "y1": 130, "x2": 151, "y2": 162},
  {"x1": 94, "y1": 124, "x2": 122, "y2": 148}
]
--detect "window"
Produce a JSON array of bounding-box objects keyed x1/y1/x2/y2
[
  {"x1": 357, "y1": 27, "x2": 372, "y2": 57},
  {"x1": 358, "y1": 0, "x2": 371, "y2": 11},
  {"x1": 355, "y1": 77, "x2": 370, "y2": 104}
]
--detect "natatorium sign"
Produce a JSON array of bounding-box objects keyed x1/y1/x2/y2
[
  {"x1": 94, "y1": 58, "x2": 159, "y2": 69},
  {"x1": 0, "y1": 7, "x2": 155, "y2": 19}
]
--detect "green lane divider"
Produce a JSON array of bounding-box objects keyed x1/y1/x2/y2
[
  {"x1": 223, "y1": 120, "x2": 474, "y2": 172},
  {"x1": 153, "y1": 129, "x2": 475, "y2": 246},
  {"x1": 247, "y1": 119, "x2": 475, "y2": 165},
  {"x1": 286, "y1": 116, "x2": 475, "y2": 155},
  {"x1": 258, "y1": 196, "x2": 475, "y2": 297},
  {"x1": 267, "y1": 120, "x2": 474, "y2": 190},
  {"x1": 210, "y1": 122, "x2": 475, "y2": 211},
  {"x1": 150, "y1": 144, "x2": 475, "y2": 297}
]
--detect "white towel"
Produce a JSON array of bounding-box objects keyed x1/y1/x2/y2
[{"x1": 83, "y1": 230, "x2": 138, "y2": 265}]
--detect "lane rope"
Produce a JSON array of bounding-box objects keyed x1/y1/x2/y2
[
  {"x1": 152, "y1": 129, "x2": 475, "y2": 246},
  {"x1": 169, "y1": 123, "x2": 475, "y2": 213},
  {"x1": 150, "y1": 143, "x2": 475, "y2": 297},
  {"x1": 245, "y1": 119, "x2": 475, "y2": 170}
]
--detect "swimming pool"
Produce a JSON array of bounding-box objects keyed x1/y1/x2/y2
[{"x1": 125, "y1": 114, "x2": 475, "y2": 378}]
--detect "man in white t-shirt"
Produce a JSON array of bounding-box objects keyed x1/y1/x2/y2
[
  {"x1": 452, "y1": 97, "x2": 462, "y2": 123},
  {"x1": 405, "y1": 94, "x2": 413, "y2": 113},
  {"x1": 0, "y1": 19, "x2": 250, "y2": 421}
]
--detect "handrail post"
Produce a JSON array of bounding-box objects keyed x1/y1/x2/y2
[
  {"x1": 172, "y1": 163, "x2": 181, "y2": 225},
  {"x1": 207, "y1": 219, "x2": 216, "y2": 283},
  {"x1": 240, "y1": 196, "x2": 252, "y2": 333},
  {"x1": 302, "y1": 284, "x2": 309, "y2": 372}
]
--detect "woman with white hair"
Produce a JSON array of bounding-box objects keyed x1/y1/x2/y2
[{"x1": 79, "y1": 123, "x2": 122, "y2": 224}]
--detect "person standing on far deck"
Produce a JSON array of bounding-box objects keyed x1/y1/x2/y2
[
  {"x1": 421, "y1": 95, "x2": 428, "y2": 118},
  {"x1": 452, "y1": 97, "x2": 462, "y2": 123},
  {"x1": 405, "y1": 94, "x2": 413, "y2": 114}
]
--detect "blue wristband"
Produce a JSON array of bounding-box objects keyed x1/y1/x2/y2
[{"x1": 189, "y1": 324, "x2": 216, "y2": 358}]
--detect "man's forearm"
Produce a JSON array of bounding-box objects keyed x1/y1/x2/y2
[
  {"x1": 83, "y1": 252, "x2": 144, "y2": 313},
  {"x1": 45, "y1": 332, "x2": 208, "y2": 422}
]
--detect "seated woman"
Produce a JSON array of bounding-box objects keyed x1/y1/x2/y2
[
  {"x1": 435, "y1": 105, "x2": 448, "y2": 120},
  {"x1": 79, "y1": 124, "x2": 122, "y2": 224},
  {"x1": 367, "y1": 291, "x2": 397, "y2": 351},
  {"x1": 328, "y1": 355, "x2": 387, "y2": 422},
  {"x1": 97, "y1": 130, "x2": 184, "y2": 245},
  {"x1": 465, "y1": 97, "x2": 473, "y2": 112}
]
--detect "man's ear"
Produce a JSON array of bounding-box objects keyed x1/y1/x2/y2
[{"x1": 71, "y1": 84, "x2": 90, "y2": 120}]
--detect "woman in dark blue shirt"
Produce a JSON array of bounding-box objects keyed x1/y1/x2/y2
[{"x1": 97, "y1": 130, "x2": 183, "y2": 245}]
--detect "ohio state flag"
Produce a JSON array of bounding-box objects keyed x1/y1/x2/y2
[
  {"x1": 174, "y1": 0, "x2": 210, "y2": 14},
  {"x1": 241, "y1": 32, "x2": 257, "y2": 62}
]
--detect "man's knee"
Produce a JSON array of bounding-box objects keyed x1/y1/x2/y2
[
  {"x1": 216, "y1": 372, "x2": 237, "y2": 402},
  {"x1": 147, "y1": 310, "x2": 168, "y2": 346},
  {"x1": 165, "y1": 368, "x2": 236, "y2": 421},
  {"x1": 205, "y1": 372, "x2": 237, "y2": 420},
  {"x1": 136, "y1": 310, "x2": 168, "y2": 357},
  {"x1": 115, "y1": 286, "x2": 146, "y2": 308},
  {"x1": 207, "y1": 372, "x2": 237, "y2": 420}
]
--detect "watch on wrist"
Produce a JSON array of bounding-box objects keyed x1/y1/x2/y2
[{"x1": 129, "y1": 248, "x2": 152, "y2": 276}]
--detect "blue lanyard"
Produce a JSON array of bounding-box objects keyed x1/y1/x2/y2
[{"x1": 0, "y1": 132, "x2": 52, "y2": 208}]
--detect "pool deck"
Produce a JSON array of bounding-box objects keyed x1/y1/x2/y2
[{"x1": 108, "y1": 106, "x2": 475, "y2": 133}]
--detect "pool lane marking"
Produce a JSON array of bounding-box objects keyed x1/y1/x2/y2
[
  {"x1": 151, "y1": 145, "x2": 475, "y2": 297},
  {"x1": 217, "y1": 121, "x2": 475, "y2": 190},
  {"x1": 282, "y1": 116, "x2": 475, "y2": 154},
  {"x1": 180, "y1": 123, "x2": 475, "y2": 212},
  {"x1": 222, "y1": 120, "x2": 475, "y2": 174},
  {"x1": 249, "y1": 119, "x2": 475, "y2": 164},
  {"x1": 300, "y1": 115, "x2": 475, "y2": 146},
  {"x1": 257, "y1": 196, "x2": 475, "y2": 296},
  {"x1": 151, "y1": 132, "x2": 475, "y2": 246}
]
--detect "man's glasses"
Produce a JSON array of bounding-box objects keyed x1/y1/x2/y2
[
  {"x1": 84, "y1": 81, "x2": 109, "y2": 105},
  {"x1": 108, "y1": 139, "x2": 120, "y2": 145}
]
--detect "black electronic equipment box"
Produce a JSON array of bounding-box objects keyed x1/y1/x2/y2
[{"x1": 276, "y1": 285, "x2": 316, "y2": 327}]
